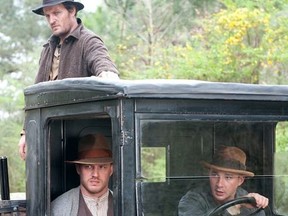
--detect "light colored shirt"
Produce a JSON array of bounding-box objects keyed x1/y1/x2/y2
[
  {"x1": 83, "y1": 190, "x2": 109, "y2": 216},
  {"x1": 49, "y1": 45, "x2": 61, "y2": 80}
]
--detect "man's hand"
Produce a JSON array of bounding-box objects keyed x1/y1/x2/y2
[
  {"x1": 227, "y1": 193, "x2": 269, "y2": 215},
  {"x1": 98, "y1": 71, "x2": 119, "y2": 79},
  {"x1": 18, "y1": 134, "x2": 26, "y2": 160},
  {"x1": 244, "y1": 193, "x2": 269, "y2": 209}
]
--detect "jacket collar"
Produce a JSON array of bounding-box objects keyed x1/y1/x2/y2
[{"x1": 46, "y1": 18, "x2": 83, "y2": 47}]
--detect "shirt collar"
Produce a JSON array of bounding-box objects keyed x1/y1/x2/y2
[{"x1": 82, "y1": 190, "x2": 109, "y2": 203}]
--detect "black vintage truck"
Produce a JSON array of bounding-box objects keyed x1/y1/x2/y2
[{"x1": 1, "y1": 78, "x2": 288, "y2": 215}]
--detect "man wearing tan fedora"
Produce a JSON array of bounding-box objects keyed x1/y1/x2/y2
[
  {"x1": 178, "y1": 146, "x2": 269, "y2": 216},
  {"x1": 18, "y1": 0, "x2": 119, "y2": 160},
  {"x1": 51, "y1": 134, "x2": 114, "y2": 216}
]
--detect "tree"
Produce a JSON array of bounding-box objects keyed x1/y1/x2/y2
[
  {"x1": 0, "y1": 0, "x2": 48, "y2": 192},
  {"x1": 0, "y1": 0, "x2": 48, "y2": 78},
  {"x1": 96, "y1": 0, "x2": 223, "y2": 78},
  {"x1": 0, "y1": 72, "x2": 26, "y2": 192}
]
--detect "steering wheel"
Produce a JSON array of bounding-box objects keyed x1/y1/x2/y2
[{"x1": 208, "y1": 197, "x2": 265, "y2": 216}]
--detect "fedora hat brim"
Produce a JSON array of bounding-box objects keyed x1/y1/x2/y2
[
  {"x1": 202, "y1": 161, "x2": 254, "y2": 177},
  {"x1": 32, "y1": 0, "x2": 84, "y2": 15},
  {"x1": 66, "y1": 157, "x2": 113, "y2": 165}
]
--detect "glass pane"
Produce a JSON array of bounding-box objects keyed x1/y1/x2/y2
[
  {"x1": 141, "y1": 147, "x2": 166, "y2": 182},
  {"x1": 139, "y1": 119, "x2": 281, "y2": 215},
  {"x1": 274, "y1": 122, "x2": 288, "y2": 215}
]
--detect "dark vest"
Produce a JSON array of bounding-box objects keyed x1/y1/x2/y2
[{"x1": 77, "y1": 191, "x2": 113, "y2": 216}]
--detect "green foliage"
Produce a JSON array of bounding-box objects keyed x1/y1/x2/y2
[
  {"x1": 220, "y1": 0, "x2": 288, "y2": 11},
  {"x1": 261, "y1": 7, "x2": 288, "y2": 84},
  {"x1": 273, "y1": 122, "x2": 288, "y2": 214},
  {"x1": 0, "y1": 0, "x2": 50, "y2": 194},
  {"x1": 0, "y1": 70, "x2": 28, "y2": 192},
  {"x1": 86, "y1": 0, "x2": 220, "y2": 79},
  {"x1": 81, "y1": 0, "x2": 288, "y2": 83},
  {"x1": 0, "y1": 0, "x2": 48, "y2": 78},
  {"x1": 0, "y1": 120, "x2": 25, "y2": 192},
  {"x1": 100, "y1": 0, "x2": 288, "y2": 84},
  {"x1": 141, "y1": 147, "x2": 166, "y2": 182},
  {"x1": 274, "y1": 152, "x2": 288, "y2": 214},
  {"x1": 199, "y1": 8, "x2": 269, "y2": 83},
  {"x1": 275, "y1": 122, "x2": 288, "y2": 152}
]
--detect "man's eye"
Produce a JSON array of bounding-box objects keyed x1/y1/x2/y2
[
  {"x1": 210, "y1": 173, "x2": 218, "y2": 177},
  {"x1": 225, "y1": 176, "x2": 233, "y2": 180},
  {"x1": 84, "y1": 165, "x2": 93, "y2": 169}
]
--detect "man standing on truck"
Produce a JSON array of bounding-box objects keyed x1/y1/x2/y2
[
  {"x1": 51, "y1": 133, "x2": 114, "y2": 216},
  {"x1": 178, "y1": 146, "x2": 269, "y2": 216},
  {"x1": 18, "y1": 0, "x2": 119, "y2": 160}
]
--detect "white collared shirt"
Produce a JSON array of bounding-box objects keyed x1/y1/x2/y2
[{"x1": 82, "y1": 190, "x2": 109, "y2": 216}]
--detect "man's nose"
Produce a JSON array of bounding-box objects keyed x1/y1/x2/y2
[
  {"x1": 48, "y1": 15, "x2": 56, "y2": 25},
  {"x1": 216, "y1": 176, "x2": 224, "y2": 186},
  {"x1": 91, "y1": 167, "x2": 99, "y2": 176}
]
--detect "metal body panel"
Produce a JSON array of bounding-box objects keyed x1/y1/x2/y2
[{"x1": 24, "y1": 78, "x2": 288, "y2": 110}]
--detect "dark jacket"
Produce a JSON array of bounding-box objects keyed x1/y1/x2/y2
[
  {"x1": 35, "y1": 18, "x2": 118, "y2": 83},
  {"x1": 178, "y1": 182, "x2": 266, "y2": 216}
]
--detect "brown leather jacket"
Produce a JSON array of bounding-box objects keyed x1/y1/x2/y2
[{"x1": 35, "y1": 18, "x2": 118, "y2": 83}]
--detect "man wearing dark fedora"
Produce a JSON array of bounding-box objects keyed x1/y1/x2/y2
[
  {"x1": 51, "y1": 133, "x2": 114, "y2": 216},
  {"x1": 18, "y1": 0, "x2": 119, "y2": 160},
  {"x1": 178, "y1": 146, "x2": 269, "y2": 216}
]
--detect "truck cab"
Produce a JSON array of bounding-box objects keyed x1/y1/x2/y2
[{"x1": 11, "y1": 78, "x2": 288, "y2": 215}]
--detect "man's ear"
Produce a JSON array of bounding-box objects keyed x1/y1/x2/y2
[
  {"x1": 238, "y1": 176, "x2": 245, "y2": 186},
  {"x1": 67, "y1": 5, "x2": 77, "y2": 16},
  {"x1": 72, "y1": 6, "x2": 78, "y2": 16},
  {"x1": 75, "y1": 164, "x2": 80, "y2": 175},
  {"x1": 110, "y1": 164, "x2": 114, "y2": 176}
]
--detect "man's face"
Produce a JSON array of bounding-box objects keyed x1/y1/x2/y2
[
  {"x1": 209, "y1": 169, "x2": 244, "y2": 204},
  {"x1": 43, "y1": 4, "x2": 76, "y2": 40},
  {"x1": 76, "y1": 163, "x2": 113, "y2": 198}
]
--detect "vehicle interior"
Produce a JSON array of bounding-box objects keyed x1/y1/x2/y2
[
  {"x1": 48, "y1": 117, "x2": 288, "y2": 215},
  {"x1": 49, "y1": 117, "x2": 113, "y2": 201}
]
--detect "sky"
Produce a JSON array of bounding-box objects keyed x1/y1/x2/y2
[{"x1": 79, "y1": 0, "x2": 103, "y2": 12}]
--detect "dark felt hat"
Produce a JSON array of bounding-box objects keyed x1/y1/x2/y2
[
  {"x1": 66, "y1": 134, "x2": 113, "y2": 165},
  {"x1": 202, "y1": 146, "x2": 254, "y2": 177},
  {"x1": 32, "y1": 0, "x2": 84, "y2": 15}
]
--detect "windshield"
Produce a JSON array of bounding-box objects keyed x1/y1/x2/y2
[{"x1": 137, "y1": 119, "x2": 288, "y2": 215}]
